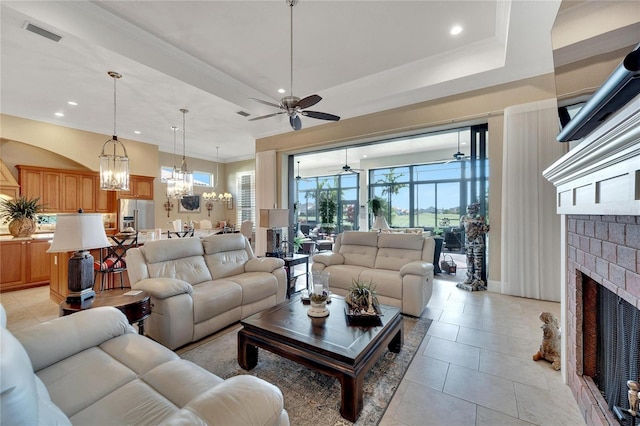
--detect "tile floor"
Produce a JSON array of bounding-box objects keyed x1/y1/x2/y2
[{"x1": 1, "y1": 275, "x2": 585, "y2": 426}]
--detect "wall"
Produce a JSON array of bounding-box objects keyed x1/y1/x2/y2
[
  {"x1": 156, "y1": 150, "x2": 234, "y2": 230},
  {"x1": 0, "y1": 114, "x2": 158, "y2": 176},
  {"x1": 255, "y1": 73, "x2": 559, "y2": 284},
  {"x1": 0, "y1": 114, "x2": 228, "y2": 231}
]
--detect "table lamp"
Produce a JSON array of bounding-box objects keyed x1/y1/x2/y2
[
  {"x1": 372, "y1": 216, "x2": 390, "y2": 232},
  {"x1": 260, "y1": 209, "x2": 289, "y2": 258},
  {"x1": 47, "y1": 212, "x2": 110, "y2": 303}
]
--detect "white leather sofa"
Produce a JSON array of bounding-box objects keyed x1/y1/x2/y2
[
  {"x1": 0, "y1": 305, "x2": 289, "y2": 425},
  {"x1": 127, "y1": 233, "x2": 287, "y2": 349},
  {"x1": 311, "y1": 231, "x2": 435, "y2": 316}
]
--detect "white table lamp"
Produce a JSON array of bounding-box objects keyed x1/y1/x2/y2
[
  {"x1": 260, "y1": 209, "x2": 289, "y2": 257},
  {"x1": 47, "y1": 212, "x2": 110, "y2": 303}
]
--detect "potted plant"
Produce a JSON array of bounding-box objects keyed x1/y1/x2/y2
[
  {"x1": 345, "y1": 279, "x2": 380, "y2": 316},
  {"x1": 368, "y1": 197, "x2": 383, "y2": 217},
  {"x1": 0, "y1": 196, "x2": 45, "y2": 238}
]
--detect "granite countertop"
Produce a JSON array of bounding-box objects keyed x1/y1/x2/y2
[{"x1": 0, "y1": 233, "x2": 55, "y2": 242}]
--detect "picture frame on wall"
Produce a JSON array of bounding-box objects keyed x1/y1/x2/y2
[{"x1": 179, "y1": 195, "x2": 201, "y2": 213}]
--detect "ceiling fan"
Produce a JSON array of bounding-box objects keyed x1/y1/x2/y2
[
  {"x1": 331, "y1": 149, "x2": 364, "y2": 174},
  {"x1": 447, "y1": 131, "x2": 471, "y2": 163},
  {"x1": 248, "y1": 0, "x2": 340, "y2": 131}
]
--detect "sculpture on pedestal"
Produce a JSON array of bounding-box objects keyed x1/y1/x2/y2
[{"x1": 456, "y1": 201, "x2": 489, "y2": 291}]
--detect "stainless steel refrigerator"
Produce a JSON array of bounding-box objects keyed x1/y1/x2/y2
[{"x1": 119, "y1": 199, "x2": 155, "y2": 232}]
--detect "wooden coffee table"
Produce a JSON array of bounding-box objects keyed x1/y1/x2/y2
[{"x1": 238, "y1": 296, "x2": 403, "y2": 422}]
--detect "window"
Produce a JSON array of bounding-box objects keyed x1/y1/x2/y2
[
  {"x1": 236, "y1": 171, "x2": 255, "y2": 229},
  {"x1": 369, "y1": 124, "x2": 488, "y2": 232},
  {"x1": 160, "y1": 166, "x2": 213, "y2": 187},
  {"x1": 295, "y1": 174, "x2": 359, "y2": 233}
]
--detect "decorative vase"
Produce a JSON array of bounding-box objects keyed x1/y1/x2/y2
[
  {"x1": 8, "y1": 218, "x2": 36, "y2": 238},
  {"x1": 307, "y1": 281, "x2": 330, "y2": 317}
]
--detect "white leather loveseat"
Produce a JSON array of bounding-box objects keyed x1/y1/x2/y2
[
  {"x1": 127, "y1": 233, "x2": 286, "y2": 349},
  {"x1": 0, "y1": 305, "x2": 289, "y2": 425},
  {"x1": 311, "y1": 231, "x2": 435, "y2": 316}
]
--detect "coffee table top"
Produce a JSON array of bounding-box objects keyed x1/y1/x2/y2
[{"x1": 240, "y1": 296, "x2": 401, "y2": 365}]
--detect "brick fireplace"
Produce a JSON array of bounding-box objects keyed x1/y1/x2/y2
[
  {"x1": 566, "y1": 214, "x2": 640, "y2": 425},
  {"x1": 543, "y1": 80, "x2": 640, "y2": 423}
]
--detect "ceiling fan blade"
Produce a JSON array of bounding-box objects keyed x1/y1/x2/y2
[
  {"x1": 249, "y1": 97, "x2": 282, "y2": 109},
  {"x1": 302, "y1": 111, "x2": 341, "y2": 121},
  {"x1": 248, "y1": 111, "x2": 286, "y2": 121},
  {"x1": 290, "y1": 115, "x2": 302, "y2": 131},
  {"x1": 295, "y1": 94, "x2": 322, "y2": 109}
]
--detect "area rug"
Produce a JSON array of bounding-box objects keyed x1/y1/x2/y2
[{"x1": 180, "y1": 315, "x2": 431, "y2": 426}]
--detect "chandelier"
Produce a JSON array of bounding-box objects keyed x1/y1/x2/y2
[
  {"x1": 167, "y1": 109, "x2": 193, "y2": 198},
  {"x1": 99, "y1": 71, "x2": 129, "y2": 191},
  {"x1": 166, "y1": 125, "x2": 182, "y2": 198},
  {"x1": 202, "y1": 147, "x2": 232, "y2": 214}
]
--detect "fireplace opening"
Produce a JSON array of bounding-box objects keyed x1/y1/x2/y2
[{"x1": 582, "y1": 273, "x2": 640, "y2": 416}]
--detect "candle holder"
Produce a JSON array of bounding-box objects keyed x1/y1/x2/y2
[{"x1": 308, "y1": 288, "x2": 329, "y2": 317}]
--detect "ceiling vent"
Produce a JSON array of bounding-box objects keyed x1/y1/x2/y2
[
  {"x1": 24, "y1": 22, "x2": 62, "y2": 43},
  {"x1": 236, "y1": 111, "x2": 251, "y2": 117}
]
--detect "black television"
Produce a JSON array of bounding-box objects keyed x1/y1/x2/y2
[{"x1": 557, "y1": 43, "x2": 640, "y2": 142}]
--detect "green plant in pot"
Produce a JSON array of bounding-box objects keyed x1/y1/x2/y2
[
  {"x1": 345, "y1": 279, "x2": 380, "y2": 315},
  {"x1": 0, "y1": 196, "x2": 45, "y2": 238}
]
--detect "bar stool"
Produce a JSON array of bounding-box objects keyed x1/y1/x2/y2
[{"x1": 94, "y1": 233, "x2": 138, "y2": 291}]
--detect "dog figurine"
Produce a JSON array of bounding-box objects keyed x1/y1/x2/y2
[{"x1": 532, "y1": 312, "x2": 561, "y2": 370}]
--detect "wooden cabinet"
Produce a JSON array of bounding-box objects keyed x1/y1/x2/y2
[
  {"x1": 0, "y1": 239, "x2": 51, "y2": 292},
  {"x1": 16, "y1": 165, "x2": 118, "y2": 214},
  {"x1": 118, "y1": 175, "x2": 154, "y2": 200}
]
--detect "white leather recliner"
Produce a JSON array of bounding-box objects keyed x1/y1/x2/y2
[{"x1": 0, "y1": 305, "x2": 290, "y2": 425}]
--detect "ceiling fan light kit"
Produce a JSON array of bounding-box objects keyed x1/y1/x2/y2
[{"x1": 248, "y1": 0, "x2": 340, "y2": 131}]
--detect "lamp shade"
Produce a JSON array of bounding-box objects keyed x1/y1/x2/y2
[
  {"x1": 259, "y1": 209, "x2": 289, "y2": 228},
  {"x1": 47, "y1": 213, "x2": 110, "y2": 253},
  {"x1": 372, "y1": 215, "x2": 390, "y2": 231}
]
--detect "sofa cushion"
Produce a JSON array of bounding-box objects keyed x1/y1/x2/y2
[
  {"x1": 37, "y1": 346, "x2": 138, "y2": 417},
  {"x1": 142, "y1": 237, "x2": 204, "y2": 263},
  {"x1": 0, "y1": 327, "x2": 71, "y2": 425},
  {"x1": 340, "y1": 230, "x2": 379, "y2": 246},
  {"x1": 378, "y1": 233, "x2": 424, "y2": 250},
  {"x1": 69, "y1": 378, "x2": 179, "y2": 425},
  {"x1": 147, "y1": 256, "x2": 212, "y2": 285},
  {"x1": 142, "y1": 359, "x2": 224, "y2": 408},
  {"x1": 192, "y1": 280, "x2": 243, "y2": 323},
  {"x1": 228, "y1": 272, "x2": 279, "y2": 304},
  {"x1": 360, "y1": 269, "x2": 403, "y2": 299},
  {"x1": 322, "y1": 265, "x2": 369, "y2": 292}
]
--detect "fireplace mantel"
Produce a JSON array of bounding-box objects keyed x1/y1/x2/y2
[{"x1": 543, "y1": 94, "x2": 640, "y2": 216}]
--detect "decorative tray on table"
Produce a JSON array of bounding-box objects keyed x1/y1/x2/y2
[{"x1": 344, "y1": 305, "x2": 383, "y2": 326}]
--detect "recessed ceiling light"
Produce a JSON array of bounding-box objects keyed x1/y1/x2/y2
[
  {"x1": 362, "y1": 155, "x2": 368, "y2": 158},
  {"x1": 54, "y1": 112, "x2": 64, "y2": 117},
  {"x1": 67, "y1": 101, "x2": 78, "y2": 106},
  {"x1": 134, "y1": 130, "x2": 141, "y2": 134},
  {"x1": 450, "y1": 25, "x2": 463, "y2": 36},
  {"x1": 278, "y1": 88, "x2": 286, "y2": 94}
]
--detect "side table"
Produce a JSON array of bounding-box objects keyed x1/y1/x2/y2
[
  {"x1": 60, "y1": 288, "x2": 151, "y2": 335},
  {"x1": 282, "y1": 254, "x2": 309, "y2": 298}
]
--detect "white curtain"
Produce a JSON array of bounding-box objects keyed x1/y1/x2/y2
[
  {"x1": 501, "y1": 99, "x2": 564, "y2": 301},
  {"x1": 255, "y1": 150, "x2": 277, "y2": 257}
]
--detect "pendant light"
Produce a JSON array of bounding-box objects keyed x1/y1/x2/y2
[
  {"x1": 99, "y1": 71, "x2": 130, "y2": 191},
  {"x1": 295, "y1": 161, "x2": 301, "y2": 180},
  {"x1": 166, "y1": 126, "x2": 182, "y2": 198},
  {"x1": 177, "y1": 108, "x2": 193, "y2": 197}
]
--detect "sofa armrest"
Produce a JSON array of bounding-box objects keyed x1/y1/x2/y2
[
  {"x1": 132, "y1": 277, "x2": 193, "y2": 299},
  {"x1": 399, "y1": 261, "x2": 433, "y2": 277},
  {"x1": 13, "y1": 307, "x2": 136, "y2": 372},
  {"x1": 245, "y1": 257, "x2": 285, "y2": 273},
  {"x1": 160, "y1": 375, "x2": 287, "y2": 426},
  {"x1": 311, "y1": 252, "x2": 345, "y2": 266}
]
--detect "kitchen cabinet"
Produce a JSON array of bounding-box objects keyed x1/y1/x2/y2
[
  {"x1": 16, "y1": 165, "x2": 117, "y2": 214},
  {"x1": 118, "y1": 175, "x2": 154, "y2": 200},
  {"x1": 0, "y1": 239, "x2": 51, "y2": 292}
]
